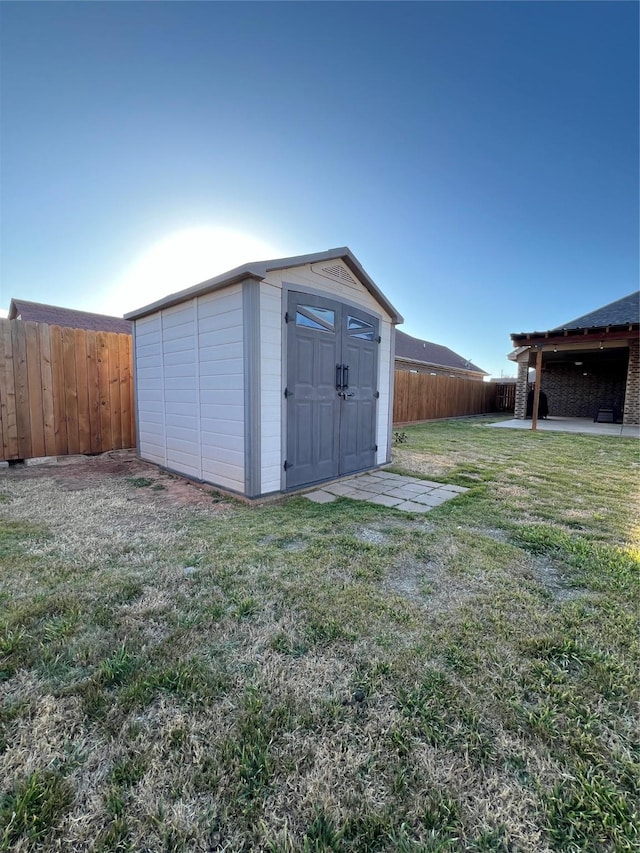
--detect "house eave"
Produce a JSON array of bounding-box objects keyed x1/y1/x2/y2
[{"x1": 510, "y1": 324, "x2": 638, "y2": 348}]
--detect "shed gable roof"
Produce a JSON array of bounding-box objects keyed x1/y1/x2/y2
[
  {"x1": 124, "y1": 248, "x2": 403, "y2": 323},
  {"x1": 8, "y1": 299, "x2": 132, "y2": 334},
  {"x1": 395, "y1": 330, "x2": 487, "y2": 374}
]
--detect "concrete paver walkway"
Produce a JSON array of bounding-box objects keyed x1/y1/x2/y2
[{"x1": 303, "y1": 470, "x2": 468, "y2": 513}]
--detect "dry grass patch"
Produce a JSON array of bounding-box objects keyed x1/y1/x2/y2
[{"x1": 1, "y1": 427, "x2": 638, "y2": 851}]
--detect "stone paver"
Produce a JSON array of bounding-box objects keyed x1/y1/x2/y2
[
  {"x1": 302, "y1": 470, "x2": 469, "y2": 513},
  {"x1": 323, "y1": 482, "x2": 359, "y2": 496},
  {"x1": 356, "y1": 481, "x2": 394, "y2": 494},
  {"x1": 410, "y1": 492, "x2": 448, "y2": 506},
  {"x1": 394, "y1": 500, "x2": 433, "y2": 513},
  {"x1": 365, "y1": 493, "x2": 404, "y2": 507},
  {"x1": 384, "y1": 486, "x2": 425, "y2": 500},
  {"x1": 305, "y1": 490, "x2": 337, "y2": 504}
]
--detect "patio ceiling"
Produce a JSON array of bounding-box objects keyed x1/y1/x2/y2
[{"x1": 530, "y1": 343, "x2": 628, "y2": 368}]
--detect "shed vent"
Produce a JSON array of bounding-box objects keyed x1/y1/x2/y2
[{"x1": 322, "y1": 264, "x2": 355, "y2": 284}]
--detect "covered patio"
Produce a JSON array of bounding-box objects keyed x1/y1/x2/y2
[{"x1": 509, "y1": 292, "x2": 639, "y2": 431}]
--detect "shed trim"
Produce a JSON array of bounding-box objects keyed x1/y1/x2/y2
[
  {"x1": 124, "y1": 248, "x2": 403, "y2": 325},
  {"x1": 131, "y1": 322, "x2": 140, "y2": 455},
  {"x1": 193, "y1": 298, "x2": 203, "y2": 481},
  {"x1": 159, "y1": 312, "x2": 168, "y2": 467},
  {"x1": 387, "y1": 324, "x2": 396, "y2": 463},
  {"x1": 243, "y1": 280, "x2": 261, "y2": 497}
]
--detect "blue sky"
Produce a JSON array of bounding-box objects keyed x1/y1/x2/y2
[{"x1": 1, "y1": 1, "x2": 637, "y2": 377}]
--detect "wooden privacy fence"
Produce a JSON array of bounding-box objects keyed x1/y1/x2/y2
[
  {"x1": 0, "y1": 319, "x2": 135, "y2": 461},
  {"x1": 393, "y1": 370, "x2": 498, "y2": 424}
]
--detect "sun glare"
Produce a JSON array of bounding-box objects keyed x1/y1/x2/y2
[{"x1": 104, "y1": 227, "x2": 283, "y2": 316}]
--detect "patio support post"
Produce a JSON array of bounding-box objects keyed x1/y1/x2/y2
[
  {"x1": 531, "y1": 347, "x2": 543, "y2": 431},
  {"x1": 514, "y1": 356, "x2": 529, "y2": 419}
]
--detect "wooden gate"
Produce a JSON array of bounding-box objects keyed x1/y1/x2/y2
[{"x1": 0, "y1": 319, "x2": 135, "y2": 461}]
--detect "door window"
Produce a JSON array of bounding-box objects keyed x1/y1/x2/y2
[
  {"x1": 295, "y1": 306, "x2": 335, "y2": 332},
  {"x1": 346, "y1": 315, "x2": 375, "y2": 340}
]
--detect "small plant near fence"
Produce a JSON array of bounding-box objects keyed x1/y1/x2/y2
[{"x1": 393, "y1": 431, "x2": 408, "y2": 444}]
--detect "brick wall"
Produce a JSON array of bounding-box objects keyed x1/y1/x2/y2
[
  {"x1": 624, "y1": 339, "x2": 639, "y2": 424},
  {"x1": 514, "y1": 360, "x2": 529, "y2": 419},
  {"x1": 542, "y1": 361, "x2": 627, "y2": 419}
]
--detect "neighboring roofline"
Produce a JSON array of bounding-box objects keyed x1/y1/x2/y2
[
  {"x1": 395, "y1": 328, "x2": 488, "y2": 374},
  {"x1": 395, "y1": 355, "x2": 487, "y2": 375},
  {"x1": 124, "y1": 248, "x2": 404, "y2": 323},
  {"x1": 8, "y1": 298, "x2": 132, "y2": 332}
]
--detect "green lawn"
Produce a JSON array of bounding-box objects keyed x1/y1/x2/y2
[{"x1": 1, "y1": 419, "x2": 638, "y2": 852}]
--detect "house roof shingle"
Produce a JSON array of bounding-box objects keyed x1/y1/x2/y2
[
  {"x1": 553, "y1": 291, "x2": 639, "y2": 331},
  {"x1": 8, "y1": 299, "x2": 132, "y2": 335},
  {"x1": 395, "y1": 330, "x2": 487, "y2": 374}
]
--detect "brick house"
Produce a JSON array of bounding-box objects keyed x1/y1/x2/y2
[
  {"x1": 509, "y1": 291, "x2": 639, "y2": 425},
  {"x1": 395, "y1": 330, "x2": 487, "y2": 380},
  {"x1": 8, "y1": 299, "x2": 131, "y2": 335}
]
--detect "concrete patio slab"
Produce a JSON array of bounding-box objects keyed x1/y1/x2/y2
[{"x1": 489, "y1": 417, "x2": 639, "y2": 438}]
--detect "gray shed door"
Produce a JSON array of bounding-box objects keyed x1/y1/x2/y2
[{"x1": 286, "y1": 291, "x2": 379, "y2": 489}]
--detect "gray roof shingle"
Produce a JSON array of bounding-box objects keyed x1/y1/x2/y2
[
  {"x1": 553, "y1": 291, "x2": 639, "y2": 330},
  {"x1": 8, "y1": 299, "x2": 132, "y2": 334},
  {"x1": 395, "y1": 330, "x2": 487, "y2": 374}
]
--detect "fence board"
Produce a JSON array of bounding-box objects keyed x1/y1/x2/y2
[
  {"x1": 393, "y1": 370, "x2": 498, "y2": 424},
  {"x1": 0, "y1": 322, "x2": 19, "y2": 459},
  {"x1": 86, "y1": 331, "x2": 102, "y2": 453},
  {"x1": 74, "y1": 329, "x2": 91, "y2": 454},
  {"x1": 0, "y1": 319, "x2": 135, "y2": 461},
  {"x1": 12, "y1": 320, "x2": 32, "y2": 459},
  {"x1": 49, "y1": 325, "x2": 68, "y2": 455},
  {"x1": 119, "y1": 333, "x2": 132, "y2": 449},
  {"x1": 62, "y1": 327, "x2": 80, "y2": 453},
  {"x1": 97, "y1": 332, "x2": 112, "y2": 452},
  {"x1": 25, "y1": 322, "x2": 46, "y2": 458},
  {"x1": 38, "y1": 323, "x2": 57, "y2": 456},
  {"x1": 107, "y1": 332, "x2": 122, "y2": 450}
]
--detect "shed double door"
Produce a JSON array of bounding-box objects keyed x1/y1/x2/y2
[{"x1": 285, "y1": 291, "x2": 379, "y2": 489}]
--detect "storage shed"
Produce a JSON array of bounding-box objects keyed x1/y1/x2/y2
[{"x1": 125, "y1": 248, "x2": 403, "y2": 498}]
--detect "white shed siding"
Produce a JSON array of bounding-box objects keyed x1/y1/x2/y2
[
  {"x1": 197, "y1": 285, "x2": 245, "y2": 492},
  {"x1": 134, "y1": 314, "x2": 166, "y2": 466},
  {"x1": 260, "y1": 282, "x2": 283, "y2": 493},
  {"x1": 162, "y1": 302, "x2": 200, "y2": 480}
]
